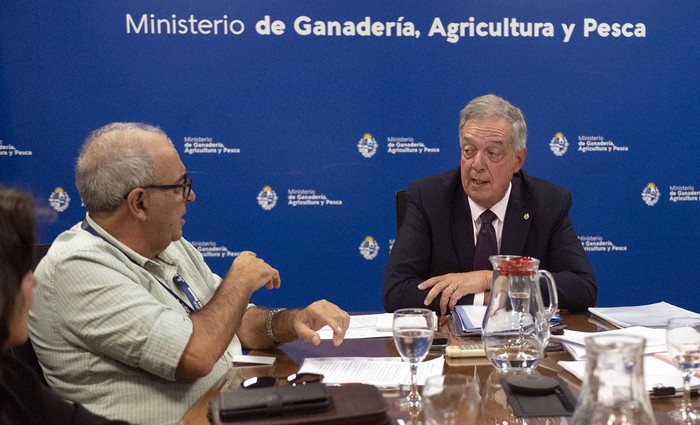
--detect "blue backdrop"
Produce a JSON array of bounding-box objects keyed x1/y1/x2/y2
[{"x1": 2, "y1": 1, "x2": 698, "y2": 313}]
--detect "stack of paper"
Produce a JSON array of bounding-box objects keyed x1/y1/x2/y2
[
  {"x1": 589, "y1": 302, "x2": 700, "y2": 328},
  {"x1": 554, "y1": 323, "x2": 700, "y2": 395},
  {"x1": 374, "y1": 311, "x2": 439, "y2": 332},
  {"x1": 317, "y1": 312, "x2": 439, "y2": 340},
  {"x1": 558, "y1": 355, "x2": 700, "y2": 394},
  {"x1": 550, "y1": 326, "x2": 667, "y2": 360},
  {"x1": 317, "y1": 313, "x2": 394, "y2": 340},
  {"x1": 452, "y1": 305, "x2": 487, "y2": 336},
  {"x1": 298, "y1": 356, "x2": 445, "y2": 387},
  {"x1": 451, "y1": 305, "x2": 563, "y2": 336}
]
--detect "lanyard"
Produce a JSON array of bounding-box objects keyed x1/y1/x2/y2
[
  {"x1": 80, "y1": 219, "x2": 203, "y2": 314},
  {"x1": 173, "y1": 275, "x2": 204, "y2": 311}
]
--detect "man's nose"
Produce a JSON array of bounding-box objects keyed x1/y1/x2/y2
[{"x1": 471, "y1": 151, "x2": 487, "y2": 169}]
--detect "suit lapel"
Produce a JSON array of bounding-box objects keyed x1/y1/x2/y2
[{"x1": 501, "y1": 172, "x2": 531, "y2": 255}]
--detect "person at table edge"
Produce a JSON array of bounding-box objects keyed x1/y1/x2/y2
[
  {"x1": 383, "y1": 94, "x2": 597, "y2": 315},
  {"x1": 29, "y1": 122, "x2": 350, "y2": 425}
]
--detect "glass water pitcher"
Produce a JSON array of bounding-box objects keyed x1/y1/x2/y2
[
  {"x1": 571, "y1": 334, "x2": 657, "y2": 425},
  {"x1": 481, "y1": 255, "x2": 558, "y2": 371}
]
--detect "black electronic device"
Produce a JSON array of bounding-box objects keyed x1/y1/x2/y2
[{"x1": 501, "y1": 375, "x2": 577, "y2": 417}]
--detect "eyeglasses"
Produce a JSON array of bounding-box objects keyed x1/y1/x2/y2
[
  {"x1": 240, "y1": 373, "x2": 323, "y2": 389},
  {"x1": 124, "y1": 174, "x2": 193, "y2": 200}
]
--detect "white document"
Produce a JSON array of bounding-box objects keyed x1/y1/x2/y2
[
  {"x1": 317, "y1": 312, "x2": 438, "y2": 340},
  {"x1": 377, "y1": 311, "x2": 439, "y2": 332},
  {"x1": 298, "y1": 356, "x2": 445, "y2": 387},
  {"x1": 232, "y1": 355, "x2": 276, "y2": 365},
  {"x1": 374, "y1": 313, "x2": 395, "y2": 332},
  {"x1": 558, "y1": 355, "x2": 700, "y2": 393},
  {"x1": 589, "y1": 302, "x2": 700, "y2": 328},
  {"x1": 550, "y1": 326, "x2": 668, "y2": 360},
  {"x1": 316, "y1": 313, "x2": 393, "y2": 340}
]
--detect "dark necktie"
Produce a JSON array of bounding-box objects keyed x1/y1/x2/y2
[{"x1": 473, "y1": 209, "x2": 498, "y2": 270}]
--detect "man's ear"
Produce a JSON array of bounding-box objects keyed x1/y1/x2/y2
[
  {"x1": 124, "y1": 189, "x2": 149, "y2": 222},
  {"x1": 513, "y1": 148, "x2": 527, "y2": 172}
]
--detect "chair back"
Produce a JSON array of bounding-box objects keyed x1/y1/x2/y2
[
  {"x1": 9, "y1": 341, "x2": 48, "y2": 386},
  {"x1": 395, "y1": 190, "x2": 409, "y2": 232},
  {"x1": 33, "y1": 243, "x2": 51, "y2": 270}
]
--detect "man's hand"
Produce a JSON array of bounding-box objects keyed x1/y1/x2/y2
[
  {"x1": 292, "y1": 300, "x2": 350, "y2": 347},
  {"x1": 224, "y1": 251, "x2": 280, "y2": 295},
  {"x1": 417, "y1": 271, "x2": 492, "y2": 314}
]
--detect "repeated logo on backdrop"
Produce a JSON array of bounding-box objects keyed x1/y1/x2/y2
[
  {"x1": 182, "y1": 136, "x2": 241, "y2": 155},
  {"x1": 386, "y1": 136, "x2": 441, "y2": 155},
  {"x1": 549, "y1": 133, "x2": 569, "y2": 157},
  {"x1": 359, "y1": 236, "x2": 380, "y2": 260},
  {"x1": 579, "y1": 235, "x2": 628, "y2": 253},
  {"x1": 547, "y1": 132, "x2": 633, "y2": 255},
  {"x1": 548, "y1": 133, "x2": 630, "y2": 156},
  {"x1": 256, "y1": 186, "x2": 278, "y2": 210},
  {"x1": 48, "y1": 187, "x2": 71, "y2": 212},
  {"x1": 641, "y1": 183, "x2": 660, "y2": 206},
  {"x1": 668, "y1": 185, "x2": 700, "y2": 203},
  {"x1": 357, "y1": 133, "x2": 442, "y2": 158},
  {"x1": 0, "y1": 138, "x2": 33, "y2": 157},
  {"x1": 357, "y1": 133, "x2": 378, "y2": 158},
  {"x1": 256, "y1": 188, "x2": 344, "y2": 209},
  {"x1": 641, "y1": 183, "x2": 700, "y2": 206},
  {"x1": 190, "y1": 241, "x2": 240, "y2": 258},
  {"x1": 7, "y1": 130, "x2": 693, "y2": 264},
  {"x1": 287, "y1": 189, "x2": 343, "y2": 207},
  {"x1": 576, "y1": 135, "x2": 629, "y2": 153},
  {"x1": 547, "y1": 132, "x2": 635, "y2": 256}
]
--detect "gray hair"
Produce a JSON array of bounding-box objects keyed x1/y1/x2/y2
[
  {"x1": 458, "y1": 94, "x2": 527, "y2": 152},
  {"x1": 76, "y1": 122, "x2": 166, "y2": 214}
]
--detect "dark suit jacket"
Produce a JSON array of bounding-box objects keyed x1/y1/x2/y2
[
  {"x1": 383, "y1": 169, "x2": 597, "y2": 313},
  {"x1": 0, "y1": 353, "x2": 130, "y2": 425}
]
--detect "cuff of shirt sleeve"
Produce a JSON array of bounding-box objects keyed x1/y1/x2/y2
[
  {"x1": 140, "y1": 309, "x2": 193, "y2": 381},
  {"x1": 473, "y1": 292, "x2": 485, "y2": 306}
]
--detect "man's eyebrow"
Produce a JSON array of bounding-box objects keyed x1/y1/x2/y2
[
  {"x1": 486, "y1": 139, "x2": 505, "y2": 145},
  {"x1": 461, "y1": 136, "x2": 505, "y2": 145}
]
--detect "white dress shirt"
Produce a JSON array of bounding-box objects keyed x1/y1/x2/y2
[{"x1": 467, "y1": 183, "x2": 512, "y2": 305}]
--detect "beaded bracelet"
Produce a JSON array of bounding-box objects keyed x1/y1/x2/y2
[{"x1": 265, "y1": 308, "x2": 287, "y2": 345}]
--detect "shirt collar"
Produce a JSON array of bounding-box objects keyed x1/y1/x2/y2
[
  {"x1": 83, "y1": 213, "x2": 167, "y2": 267},
  {"x1": 467, "y1": 182, "x2": 512, "y2": 224}
]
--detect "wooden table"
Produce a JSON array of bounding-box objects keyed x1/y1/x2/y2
[{"x1": 179, "y1": 312, "x2": 685, "y2": 425}]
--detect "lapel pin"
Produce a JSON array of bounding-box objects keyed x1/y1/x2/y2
[{"x1": 524, "y1": 213, "x2": 530, "y2": 220}]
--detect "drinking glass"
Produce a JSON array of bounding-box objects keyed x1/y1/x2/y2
[
  {"x1": 666, "y1": 317, "x2": 700, "y2": 424},
  {"x1": 393, "y1": 308, "x2": 435, "y2": 410},
  {"x1": 423, "y1": 374, "x2": 480, "y2": 425}
]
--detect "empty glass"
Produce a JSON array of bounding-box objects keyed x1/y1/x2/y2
[
  {"x1": 423, "y1": 374, "x2": 480, "y2": 425},
  {"x1": 666, "y1": 317, "x2": 700, "y2": 424}
]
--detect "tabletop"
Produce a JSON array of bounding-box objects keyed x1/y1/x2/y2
[{"x1": 178, "y1": 312, "x2": 686, "y2": 425}]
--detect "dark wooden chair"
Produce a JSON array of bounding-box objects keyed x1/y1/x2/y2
[{"x1": 395, "y1": 190, "x2": 409, "y2": 232}]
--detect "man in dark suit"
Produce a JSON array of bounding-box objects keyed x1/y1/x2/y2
[{"x1": 383, "y1": 94, "x2": 596, "y2": 314}]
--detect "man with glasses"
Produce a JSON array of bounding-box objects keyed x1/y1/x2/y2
[
  {"x1": 383, "y1": 94, "x2": 597, "y2": 315},
  {"x1": 29, "y1": 122, "x2": 350, "y2": 425}
]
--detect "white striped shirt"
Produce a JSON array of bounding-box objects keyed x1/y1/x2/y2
[{"x1": 30, "y1": 215, "x2": 243, "y2": 425}]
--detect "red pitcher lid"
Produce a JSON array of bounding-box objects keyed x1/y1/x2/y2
[{"x1": 497, "y1": 256, "x2": 536, "y2": 276}]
